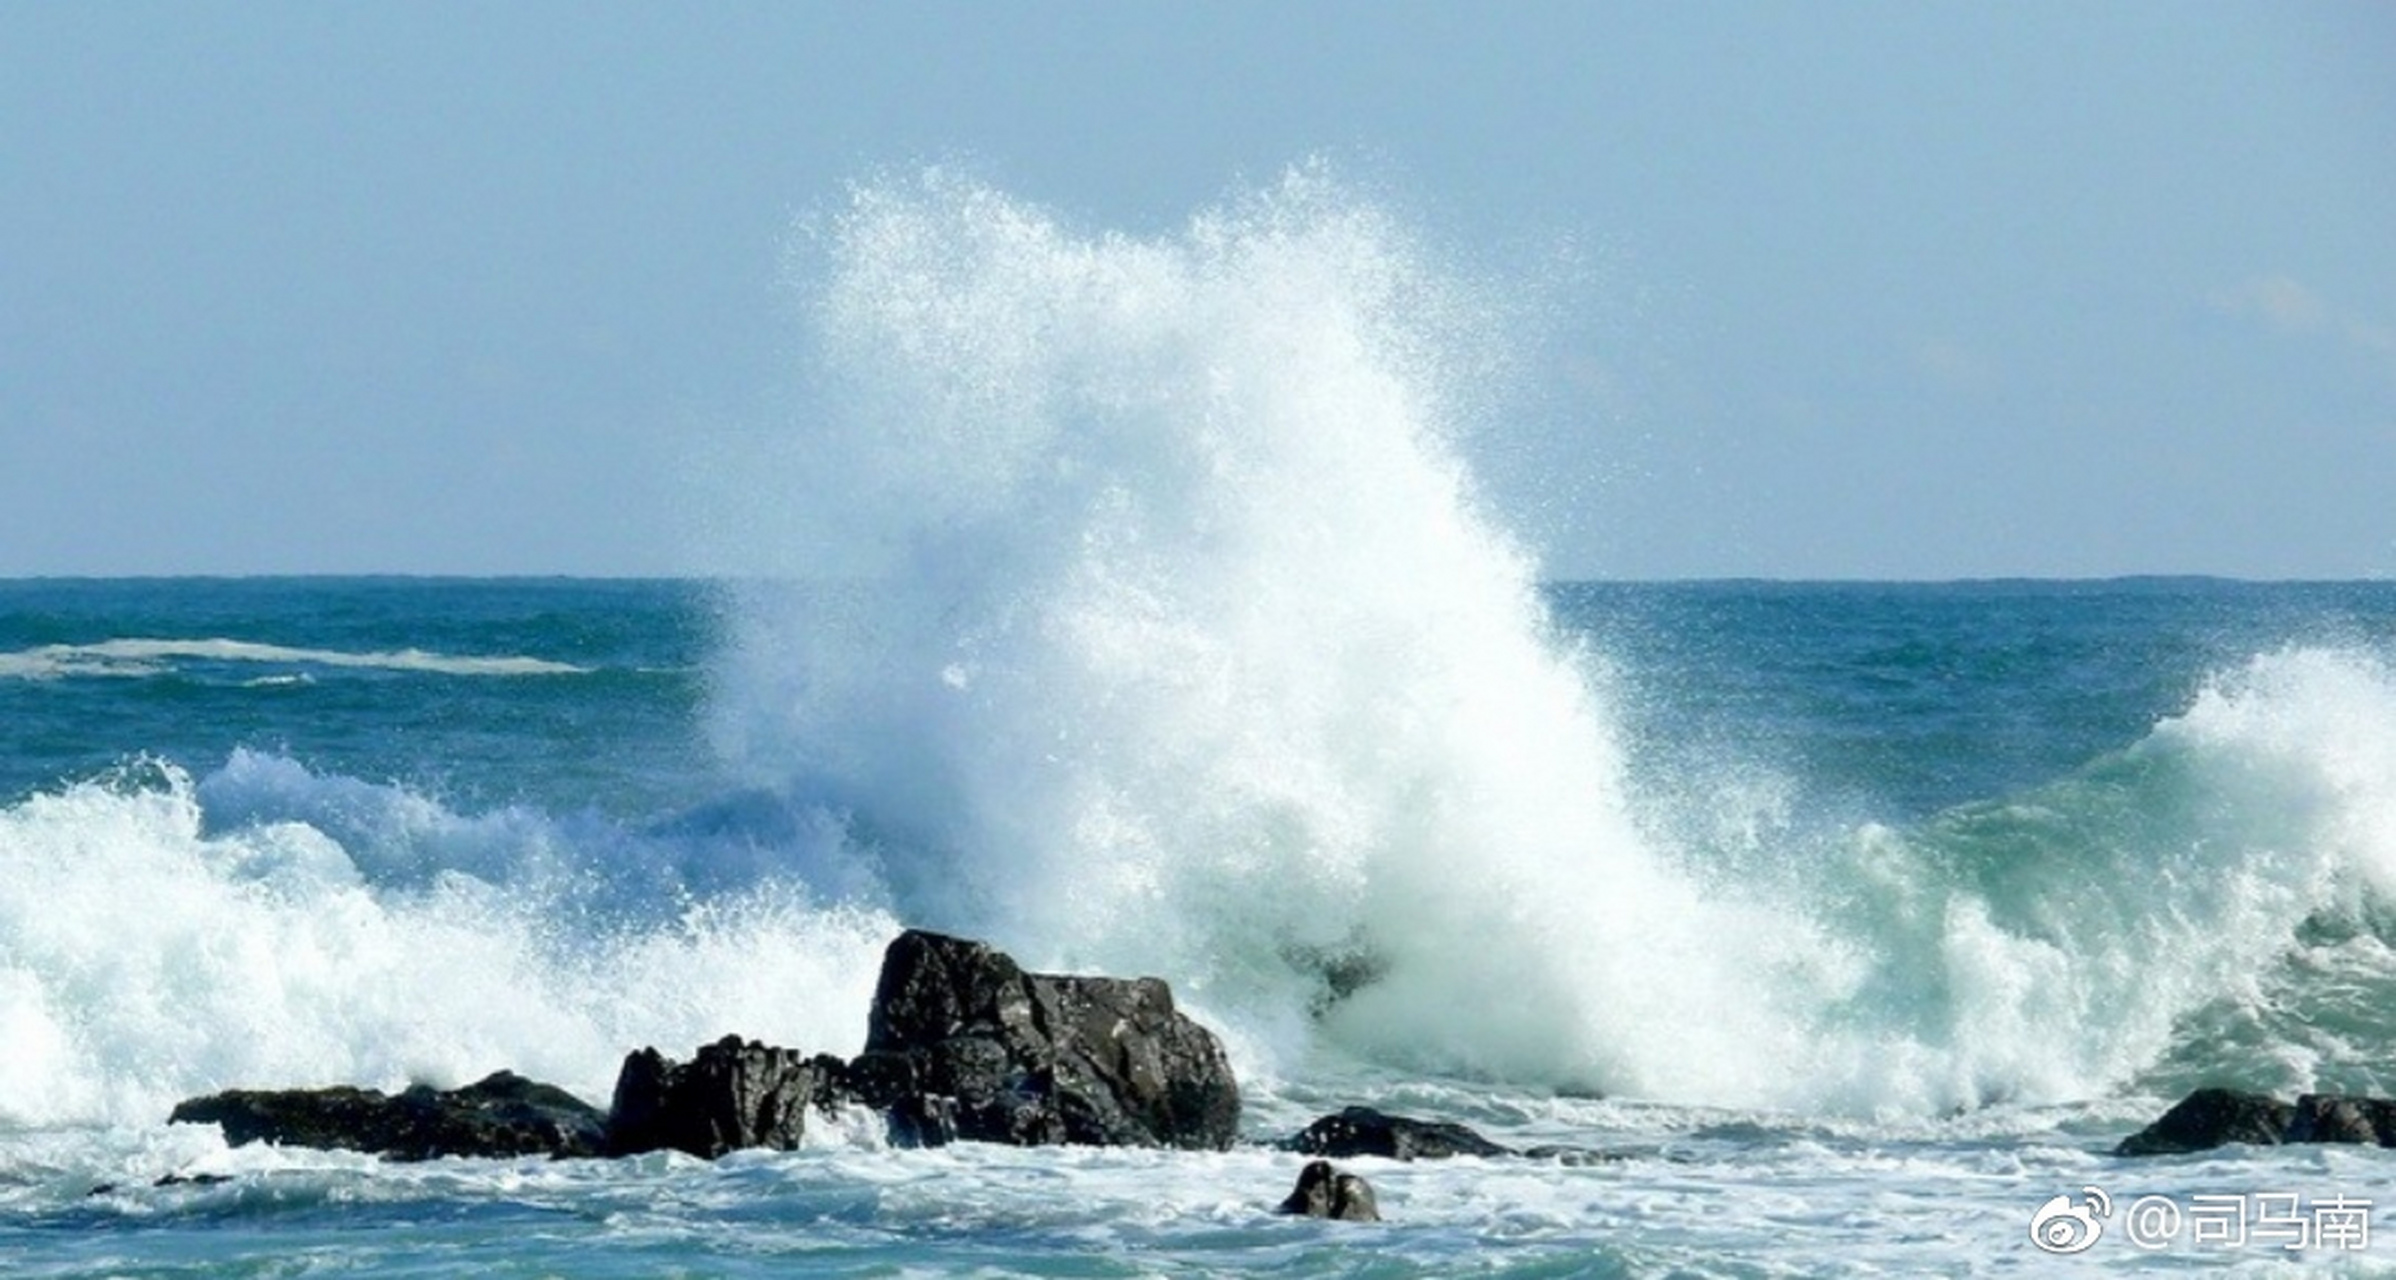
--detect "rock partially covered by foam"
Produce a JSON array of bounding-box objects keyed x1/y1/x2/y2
[
  {"x1": 855, "y1": 929, "x2": 1242, "y2": 1150},
  {"x1": 1288, "y1": 1105, "x2": 1512, "y2": 1160},
  {"x1": 603, "y1": 1035, "x2": 850, "y2": 1158},
  {"x1": 1277, "y1": 1159, "x2": 1380, "y2": 1221},
  {"x1": 169, "y1": 1071, "x2": 605, "y2": 1160}
]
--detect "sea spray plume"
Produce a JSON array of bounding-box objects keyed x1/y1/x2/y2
[
  {"x1": 708, "y1": 167, "x2": 1837, "y2": 1100},
  {"x1": 708, "y1": 173, "x2": 2396, "y2": 1114}
]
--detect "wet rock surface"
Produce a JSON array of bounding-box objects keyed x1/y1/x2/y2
[
  {"x1": 168, "y1": 1070, "x2": 606, "y2": 1160},
  {"x1": 1287, "y1": 1105, "x2": 1512, "y2": 1160},
  {"x1": 857, "y1": 929, "x2": 1242, "y2": 1150},
  {"x1": 1277, "y1": 1158, "x2": 1380, "y2": 1221},
  {"x1": 171, "y1": 928, "x2": 1242, "y2": 1160},
  {"x1": 2113, "y1": 1086, "x2": 2396, "y2": 1156},
  {"x1": 603, "y1": 1034, "x2": 849, "y2": 1158}
]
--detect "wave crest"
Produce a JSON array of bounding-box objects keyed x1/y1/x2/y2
[
  {"x1": 0, "y1": 638, "x2": 587, "y2": 681},
  {"x1": 0, "y1": 757, "x2": 894, "y2": 1129}
]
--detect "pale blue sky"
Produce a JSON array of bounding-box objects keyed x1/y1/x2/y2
[{"x1": 4, "y1": 2, "x2": 2391, "y2": 578}]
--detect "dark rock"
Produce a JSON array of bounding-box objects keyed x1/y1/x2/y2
[
  {"x1": 858, "y1": 929, "x2": 1241, "y2": 1150},
  {"x1": 162, "y1": 928, "x2": 1243, "y2": 1163},
  {"x1": 1289, "y1": 1106, "x2": 1512, "y2": 1160},
  {"x1": 1277, "y1": 1159, "x2": 1380, "y2": 1221},
  {"x1": 604, "y1": 1034, "x2": 849, "y2": 1158},
  {"x1": 154, "y1": 1172, "x2": 234, "y2": 1188},
  {"x1": 843, "y1": 1048, "x2": 959, "y2": 1147},
  {"x1": 169, "y1": 1070, "x2": 605, "y2": 1160},
  {"x1": 2287, "y1": 1094, "x2": 2396, "y2": 1146},
  {"x1": 867, "y1": 929, "x2": 1033, "y2": 1052},
  {"x1": 2115, "y1": 1088, "x2": 2294, "y2": 1156}
]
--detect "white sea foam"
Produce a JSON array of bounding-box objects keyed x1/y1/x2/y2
[
  {"x1": 2, "y1": 625, "x2": 2393, "y2": 1140},
  {"x1": 704, "y1": 170, "x2": 2396, "y2": 1115},
  {"x1": 0, "y1": 759, "x2": 895, "y2": 1129},
  {"x1": 707, "y1": 169, "x2": 1856, "y2": 1102},
  {"x1": 0, "y1": 638, "x2": 587, "y2": 680}
]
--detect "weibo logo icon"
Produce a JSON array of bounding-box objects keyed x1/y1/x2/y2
[{"x1": 2029, "y1": 1187, "x2": 2113, "y2": 1254}]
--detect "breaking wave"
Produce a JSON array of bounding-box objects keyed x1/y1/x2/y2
[{"x1": 701, "y1": 169, "x2": 2396, "y2": 1112}]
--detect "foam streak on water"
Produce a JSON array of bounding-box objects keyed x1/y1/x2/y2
[{"x1": 0, "y1": 638, "x2": 586, "y2": 680}]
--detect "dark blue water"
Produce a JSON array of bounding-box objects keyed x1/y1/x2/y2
[
  {"x1": 1566, "y1": 577, "x2": 2396, "y2": 823},
  {"x1": 0, "y1": 578, "x2": 715, "y2": 814}
]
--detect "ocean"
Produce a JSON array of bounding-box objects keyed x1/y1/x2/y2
[
  {"x1": 8, "y1": 173, "x2": 2396, "y2": 1275},
  {"x1": 5, "y1": 576, "x2": 2395, "y2": 1276}
]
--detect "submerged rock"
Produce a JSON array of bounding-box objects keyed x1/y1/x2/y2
[
  {"x1": 1278, "y1": 939, "x2": 1390, "y2": 1017},
  {"x1": 604, "y1": 1034, "x2": 850, "y2": 1158},
  {"x1": 1288, "y1": 1106, "x2": 1512, "y2": 1160},
  {"x1": 169, "y1": 1071, "x2": 605, "y2": 1160},
  {"x1": 859, "y1": 929, "x2": 1243, "y2": 1150},
  {"x1": 1277, "y1": 1158, "x2": 1380, "y2": 1221}
]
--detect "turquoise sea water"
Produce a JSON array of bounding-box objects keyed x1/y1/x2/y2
[{"x1": 6, "y1": 576, "x2": 2396, "y2": 1276}]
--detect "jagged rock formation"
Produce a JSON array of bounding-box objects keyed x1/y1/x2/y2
[
  {"x1": 603, "y1": 1035, "x2": 850, "y2": 1158},
  {"x1": 170, "y1": 928, "x2": 1241, "y2": 1160},
  {"x1": 848, "y1": 929, "x2": 1242, "y2": 1150},
  {"x1": 167, "y1": 1070, "x2": 605, "y2": 1160}
]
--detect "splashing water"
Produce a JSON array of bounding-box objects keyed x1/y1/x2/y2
[
  {"x1": 708, "y1": 169, "x2": 1849, "y2": 1103},
  {"x1": 0, "y1": 756, "x2": 896, "y2": 1128},
  {"x1": 9, "y1": 176, "x2": 2395, "y2": 1140},
  {"x1": 710, "y1": 170, "x2": 2396, "y2": 1115}
]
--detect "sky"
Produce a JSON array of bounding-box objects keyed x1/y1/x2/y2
[{"x1": 3, "y1": 2, "x2": 2391, "y2": 580}]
